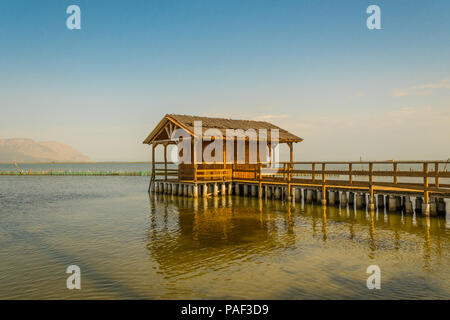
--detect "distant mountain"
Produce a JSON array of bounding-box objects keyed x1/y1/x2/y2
[{"x1": 0, "y1": 138, "x2": 91, "y2": 163}]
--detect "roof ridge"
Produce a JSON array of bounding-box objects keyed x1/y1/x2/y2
[
  {"x1": 169, "y1": 114, "x2": 278, "y2": 123},
  {"x1": 143, "y1": 114, "x2": 303, "y2": 144}
]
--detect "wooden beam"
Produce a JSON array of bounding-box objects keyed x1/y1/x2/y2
[
  {"x1": 148, "y1": 143, "x2": 156, "y2": 193},
  {"x1": 164, "y1": 126, "x2": 170, "y2": 138},
  {"x1": 435, "y1": 162, "x2": 439, "y2": 189},
  {"x1": 289, "y1": 142, "x2": 293, "y2": 164},
  {"x1": 223, "y1": 140, "x2": 226, "y2": 170},
  {"x1": 256, "y1": 139, "x2": 260, "y2": 164},
  {"x1": 192, "y1": 139, "x2": 197, "y2": 182},
  {"x1": 393, "y1": 162, "x2": 398, "y2": 184},
  {"x1": 369, "y1": 162, "x2": 374, "y2": 205},
  {"x1": 268, "y1": 142, "x2": 273, "y2": 167},
  {"x1": 164, "y1": 143, "x2": 168, "y2": 181},
  {"x1": 424, "y1": 162, "x2": 429, "y2": 203},
  {"x1": 288, "y1": 142, "x2": 293, "y2": 184},
  {"x1": 152, "y1": 144, "x2": 156, "y2": 170},
  {"x1": 321, "y1": 163, "x2": 326, "y2": 204},
  {"x1": 349, "y1": 163, "x2": 353, "y2": 184},
  {"x1": 312, "y1": 163, "x2": 315, "y2": 183}
]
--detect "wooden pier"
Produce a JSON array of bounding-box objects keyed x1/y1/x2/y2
[
  {"x1": 144, "y1": 114, "x2": 449, "y2": 216},
  {"x1": 149, "y1": 160, "x2": 450, "y2": 216}
]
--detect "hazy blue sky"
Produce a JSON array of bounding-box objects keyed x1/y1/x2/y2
[{"x1": 1, "y1": 0, "x2": 449, "y2": 161}]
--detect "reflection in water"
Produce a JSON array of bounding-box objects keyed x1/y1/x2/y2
[
  {"x1": 1, "y1": 176, "x2": 448, "y2": 299},
  {"x1": 369, "y1": 211, "x2": 376, "y2": 259},
  {"x1": 322, "y1": 207, "x2": 327, "y2": 242},
  {"x1": 146, "y1": 193, "x2": 449, "y2": 299},
  {"x1": 424, "y1": 216, "x2": 431, "y2": 271},
  {"x1": 147, "y1": 194, "x2": 299, "y2": 279}
]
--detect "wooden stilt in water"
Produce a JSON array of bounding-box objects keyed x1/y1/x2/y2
[
  {"x1": 415, "y1": 197, "x2": 423, "y2": 214},
  {"x1": 329, "y1": 191, "x2": 336, "y2": 205},
  {"x1": 251, "y1": 185, "x2": 257, "y2": 197},
  {"x1": 355, "y1": 194, "x2": 364, "y2": 209},
  {"x1": 275, "y1": 187, "x2": 281, "y2": 199},
  {"x1": 348, "y1": 192, "x2": 354, "y2": 205},
  {"x1": 404, "y1": 196, "x2": 413, "y2": 214},
  {"x1": 377, "y1": 194, "x2": 384, "y2": 209},
  {"x1": 221, "y1": 183, "x2": 226, "y2": 196},
  {"x1": 340, "y1": 191, "x2": 348, "y2": 206}
]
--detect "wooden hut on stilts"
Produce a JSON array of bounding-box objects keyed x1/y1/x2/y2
[{"x1": 143, "y1": 114, "x2": 302, "y2": 199}]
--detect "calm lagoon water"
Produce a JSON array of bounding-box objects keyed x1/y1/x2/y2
[{"x1": 0, "y1": 174, "x2": 449, "y2": 299}]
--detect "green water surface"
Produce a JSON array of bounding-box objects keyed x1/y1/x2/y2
[{"x1": 0, "y1": 176, "x2": 448, "y2": 299}]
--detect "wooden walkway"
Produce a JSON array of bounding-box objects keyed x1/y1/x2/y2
[{"x1": 150, "y1": 160, "x2": 450, "y2": 215}]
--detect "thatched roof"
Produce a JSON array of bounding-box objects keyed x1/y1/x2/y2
[{"x1": 143, "y1": 114, "x2": 303, "y2": 144}]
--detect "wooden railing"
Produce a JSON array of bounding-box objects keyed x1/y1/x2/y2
[
  {"x1": 194, "y1": 168, "x2": 232, "y2": 181},
  {"x1": 152, "y1": 161, "x2": 178, "y2": 181},
  {"x1": 152, "y1": 161, "x2": 450, "y2": 198},
  {"x1": 257, "y1": 161, "x2": 450, "y2": 201}
]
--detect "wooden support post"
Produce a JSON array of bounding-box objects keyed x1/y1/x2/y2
[
  {"x1": 258, "y1": 163, "x2": 262, "y2": 198},
  {"x1": 340, "y1": 191, "x2": 348, "y2": 206},
  {"x1": 312, "y1": 163, "x2": 316, "y2": 183},
  {"x1": 268, "y1": 142, "x2": 273, "y2": 167},
  {"x1": 193, "y1": 139, "x2": 197, "y2": 182},
  {"x1": 235, "y1": 183, "x2": 240, "y2": 195},
  {"x1": 287, "y1": 183, "x2": 291, "y2": 200},
  {"x1": 435, "y1": 162, "x2": 439, "y2": 189},
  {"x1": 289, "y1": 142, "x2": 293, "y2": 164},
  {"x1": 393, "y1": 162, "x2": 398, "y2": 185},
  {"x1": 152, "y1": 144, "x2": 155, "y2": 171},
  {"x1": 321, "y1": 163, "x2": 327, "y2": 206},
  {"x1": 256, "y1": 139, "x2": 260, "y2": 164},
  {"x1": 349, "y1": 163, "x2": 353, "y2": 184},
  {"x1": 424, "y1": 162, "x2": 429, "y2": 204},
  {"x1": 223, "y1": 140, "x2": 226, "y2": 171},
  {"x1": 163, "y1": 143, "x2": 168, "y2": 181},
  {"x1": 289, "y1": 142, "x2": 293, "y2": 197},
  {"x1": 148, "y1": 143, "x2": 156, "y2": 193},
  {"x1": 193, "y1": 184, "x2": 199, "y2": 198},
  {"x1": 369, "y1": 162, "x2": 375, "y2": 210},
  {"x1": 287, "y1": 143, "x2": 293, "y2": 200}
]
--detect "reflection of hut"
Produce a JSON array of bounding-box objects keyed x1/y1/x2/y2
[
  {"x1": 143, "y1": 114, "x2": 302, "y2": 191},
  {"x1": 146, "y1": 195, "x2": 297, "y2": 277}
]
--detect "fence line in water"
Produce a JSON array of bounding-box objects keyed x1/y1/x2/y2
[{"x1": 0, "y1": 170, "x2": 152, "y2": 176}]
